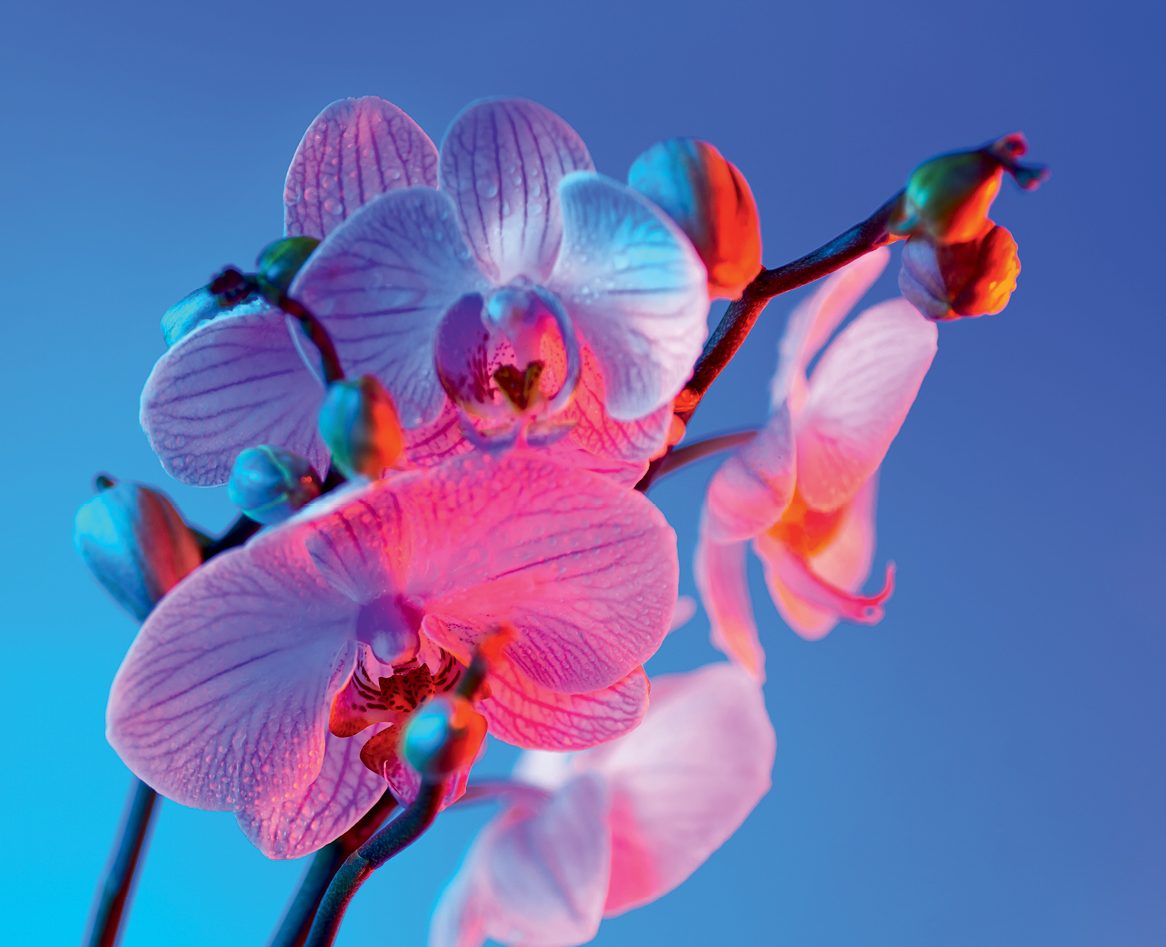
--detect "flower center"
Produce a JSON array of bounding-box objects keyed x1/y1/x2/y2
[{"x1": 769, "y1": 489, "x2": 847, "y2": 557}]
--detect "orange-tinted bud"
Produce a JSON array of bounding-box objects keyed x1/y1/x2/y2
[
  {"x1": 402, "y1": 694, "x2": 487, "y2": 780},
  {"x1": 318, "y1": 375, "x2": 405, "y2": 479},
  {"x1": 628, "y1": 138, "x2": 762, "y2": 298},
  {"x1": 899, "y1": 225, "x2": 1020, "y2": 321}
]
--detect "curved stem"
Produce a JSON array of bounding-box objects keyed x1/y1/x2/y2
[
  {"x1": 304, "y1": 780, "x2": 447, "y2": 947},
  {"x1": 85, "y1": 778, "x2": 158, "y2": 947},
  {"x1": 269, "y1": 793, "x2": 398, "y2": 947},
  {"x1": 276, "y1": 293, "x2": 346, "y2": 385},
  {"x1": 638, "y1": 429, "x2": 758, "y2": 491}
]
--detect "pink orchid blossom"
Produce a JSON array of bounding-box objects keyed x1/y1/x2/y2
[
  {"x1": 142, "y1": 96, "x2": 709, "y2": 487},
  {"x1": 107, "y1": 452, "x2": 678, "y2": 859},
  {"x1": 695, "y1": 248, "x2": 938, "y2": 677},
  {"x1": 430, "y1": 662, "x2": 775, "y2": 947}
]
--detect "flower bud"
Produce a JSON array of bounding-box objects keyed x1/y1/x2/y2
[
  {"x1": 628, "y1": 138, "x2": 761, "y2": 299},
  {"x1": 318, "y1": 375, "x2": 405, "y2": 479},
  {"x1": 402, "y1": 695, "x2": 487, "y2": 780},
  {"x1": 74, "y1": 479, "x2": 202, "y2": 620},
  {"x1": 255, "y1": 236, "x2": 320, "y2": 296},
  {"x1": 899, "y1": 225, "x2": 1020, "y2": 321},
  {"x1": 227, "y1": 445, "x2": 321, "y2": 524}
]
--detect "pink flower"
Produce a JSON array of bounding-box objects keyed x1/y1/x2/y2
[
  {"x1": 695, "y1": 249, "x2": 937, "y2": 678},
  {"x1": 107, "y1": 452, "x2": 678, "y2": 858},
  {"x1": 430, "y1": 663, "x2": 775, "y2": 947},
  {"x1": 143, "y1": 97, "x2": 709, "y2": 487}
]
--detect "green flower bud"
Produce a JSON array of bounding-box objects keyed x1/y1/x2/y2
[
  {"x1": 402, "y1": 695, "x2": 487, "y2": 780},
  {"x1": 227, "y1": 446, "x2": 321, "y2": 525},
  {"x1": 319, "y1": 375, "x2": 405, "y2": 479},
  {"x1": 74, "y1": 479, "x2": 202, "y2": 620},
  {"x1": 255, "y1": 236, "x2": 320, "y2": 296}
]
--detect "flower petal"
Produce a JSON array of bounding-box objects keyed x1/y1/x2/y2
[
  {"x1": 140, "y1": 308, "x2": 327, "y2": 486},
  {"x1": 107, "y1": 535, "x2": 357, "y2": 814},
  {"x1": 795, "y1": 298, "x2": 937, "y2": 511},
  {"x1": 291, "y1": 188, "x2": 483, "y2": 428},
  {"x1": 285, "y1": 96, "x2": 438, "y2": 240},
  {"x1": 400, "y1": 452, "x2": 678, "y2": 693},
  {"x1": 403, "y1": 402, "x2": 475, "y2": 468},
  {"x1": 756, "y1": 478, "x2": 891, "y2": 639},
  {"x1": 439, "y1": 98, "x2": 593, "y2": 284},
  {"x1": 236, "y1": 728, "x2": 386, "y2": 859},
  {"x1": 694, "y1": 523, "x2": 765, "y2": 681},
  {"x1": 577, "y1": 663, "x2": 775, "y2": 915},
  {"x1": 704, "y1": 403, "x2": 795, "y2": 544},
  {"x1": 478, "y1": 660, "x2": 649, "y2": 750},
  {"x1": 432, "y1": 774, "x2": 611, "y2": 947},
  {"x1": 549, "y1": 173, "x2": 709, "y2": 419}
]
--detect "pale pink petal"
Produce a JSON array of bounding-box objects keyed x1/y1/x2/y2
[
  {"x1": 575, "y1": 664, "x2": 775, "y2": 915},
  {"x1": 236, "y1": 728, "x2": 386, "y2": 859},
  {"x1": 291, "y1": 188, "x2": 483, "y2": 428},
  {"x1": 438, "y1": 98, "x2": 593, "y2": 284},
  {"x1": 756, "y1": 478, "x2": 890, "y2": 640},
  {"x1": 396, "y1": 452, "x2": 677, "y2": 694},
  {"x1": 549, "y1": 173, "x2": 709, "y2": 420},
  {"x1": 704, "y1": 403, "x2": 795, "y2": 544},
  {"x1": 795, "y1": 298, "x2": 937, "y2": 511},
  {"x1": 140, "y1": 308, "x2": 327, "y2": 486},
  {"x1": 284, "y1": 96, "x2": 438, "y2": 240},
  {"x1": 107, "y1": 535, "x2": 357, "y2": 814},
  {"x1": 669, "y1": 595, "x2": 697, "y2": 633},
  {"x1": 694, "y1": 520, "x2": 765, "y2": 681},
  {"x1": 478, "y1": 660, "x2": 649, "y2": 750},
  {"x1": 433, "y1": 774, "x2": 611, "y2": 947},
  {"x1": 771, "y1": 246, "x2": 891, "y2": 408}
]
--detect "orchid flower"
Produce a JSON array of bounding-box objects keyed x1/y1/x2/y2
[
  {"x1": 142, "y1": 96, "x2": 709, "y2": 487},
  {"x1": 694, "y1": 248, "x2": 937, "y2": 678},
  {"x1": 430, "y1": 663, "x2": 775, "y2": 947},
  {"x1": 107, "y1": 452, "x2": 678, "y2": 859}
]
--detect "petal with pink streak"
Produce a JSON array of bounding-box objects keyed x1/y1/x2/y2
[
  {"x1": 795, "y1": 298, "x2": 937, "y2": 511},
  {"x1": 694, "y1": 520, "x2": 765, "y2": 681},
  {"x1": 236, "y1": 727, "x2": 386, "y2": 859},
  {"x1": 403, "y1": 401, "x2": 475, "y2": 469},
  {"x1": 771, "y1": 247, "x2": 891, "y2": 408},
  {"x1": 477, "y1": 659, "x2": 649, "y2": 751},
  {"x1": 756, "y1": 478, "x2": 891, "y2": 640},
  {"x1": 439, "y1": 98, "x2": 593, "y2": 284},
  {"x1": 140, "y1": 308, "x2": 327, "y2": 486},
  {"x1": 284, "y1": 96, "x2": 439, "y2": 240},
  {"x1": 549, "y1": 173, "x2": 709, "y2": 420},
  {"x1": 107, "y1": 535, "x2": 358, "y2": 814},
  {"x1": 431, "y1": 774, "x2": 611, "y2": 947},
  {"x1": 576, "y1": 663, "x2": 775, "y2": 915},
  {"x1": 403, "y1": 452, "x2": 678, "y2": 694},
  {"x1": 291, "y1": 188, "x2": 483, "y2": 428},
  {"x1": 704, "y1": 403, "x2": 795, "y2": 544}
]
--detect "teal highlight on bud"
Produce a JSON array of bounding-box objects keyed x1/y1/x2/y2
[
  {"x1": 319, "y1": 375, "x2": 405, "y2": 480},
  {"x1": 73, "y1": 479, "x2": 203, "y2": 621},
  {"x1": 402, "y1": 695, "x2": 487, "y2": 780},
  {"x1": 227, "y1": 445, "x2": 322, "y2": 525},
  {"x1": 255, "y1": 236, "x2": 320, "y2": 296}
]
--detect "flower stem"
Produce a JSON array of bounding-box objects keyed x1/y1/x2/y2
[
  {"x1": 268, "y1": 792, "x2": 399, "y2": 947},
  {"x1": 303, "y1": 780, "x2": 447, "y2": 947},
  {"x1": 275, "y1": 292, "x2": 346, "y2": 386},
  {"x1": 638, "y1": 428, "x2": 758, "y2": 491},
  {"x1": 85, "y1": 778, "x2": 158, "y2": 947}
]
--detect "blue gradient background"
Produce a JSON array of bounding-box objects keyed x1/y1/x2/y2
[{"x1": 2, "y1": 2, "x2": 1162, "y2": 944}]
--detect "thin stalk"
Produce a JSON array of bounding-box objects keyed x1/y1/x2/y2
[
  {"x1": 638, "y1": 429, "x2": 758, "y2": 491},
  {"x1": 85, "y1": 778, "x2": 158, "y2": 947}
]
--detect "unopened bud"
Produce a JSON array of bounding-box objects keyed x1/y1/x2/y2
[
  {"x1": 74, "y1": 479, "x2": 202, "y2": 620},
  {"x1": 628, "y1": 138, "x2": 761, "y2": 299},
  {"x1": 227, "y1": 446, "x2": 321, "y2": 524},
  {"x1": 402, "y1": 694, "x2": 487, "y2": 780},
  {"x1": 319, "y1": 375, "x2": 405, "y2": 479},
  {"x1": 899, "y1": 225, "x2": 1020, "y2": 321},
  {"x1": 255, "y1": 236, "x2": 320, "y2": 296}
]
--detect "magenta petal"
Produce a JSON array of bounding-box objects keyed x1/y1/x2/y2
[
  {"x1": 578, "y1": 664, "x2": 775, "y2": 916},
  {"x1": 285, "y1": 97, "x2": 438, "y2": 239},
  {"x1": 107, "y1": 537, "x2": 357, "y2": 814},
  {"x1": 795, "y1": 298, "x2": 938, "y2": 511},
  {"x1": 291, "y1": 188, "x2": 483, "y2": 428},
  {"x1": 140, "y1": 308, "x2": 327, "y2": 486},
  {"x1": 549, "y1": 173, "x2": 709, "y2": 420},
  {"x1": 694, "y1": 521, "x2": 765, "y2": 681},
  {"x1": 479, "y1": 661, "x2": 649, "y2": 750},
  {"x1": 236, "y1": 728, "x2": 386, "y2": 859},
  {"x1": 407, "y1": 452, "x2": 678, "y2": 693},
  {"x1": 439, "y1": 98, "x2": 593, "y2": 284}
]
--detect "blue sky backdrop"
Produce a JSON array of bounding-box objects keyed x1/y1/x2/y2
[{"x1": 2, "y1": 1, "x2": 1162, "y2": 943}]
